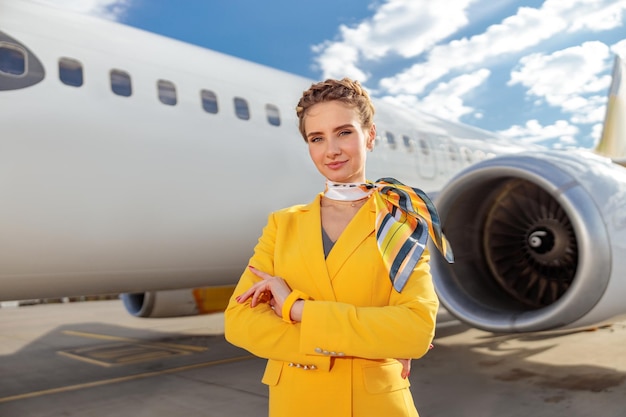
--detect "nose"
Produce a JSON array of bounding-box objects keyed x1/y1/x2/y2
[{"x1": 326, "y1": 138, "x2": 341, "y2": 157}]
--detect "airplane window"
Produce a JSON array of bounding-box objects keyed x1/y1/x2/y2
[
  {"x1": 234, "y1": 97, "x2": 250, "y2": 120},
  {"x1": 402, "y1": 135, "x2": 414, "y2": 152},
  {"x1": 385, "y1": 132, "x2": 397, "y2": 149},
  {"x1": 266, "y1": 104, "x2": 280, "y2": 126},
  {"x1": 448, "y1": 144, "x2": 458, "y2": 161},
  {"x1": 158, "y1": 79, "x2": 177, "y2": 105},
  {"x1": 59, "y1": 57, "x2": 83, "y2": 87},
  {"x1": 462, "y1": 147, "x2": 473, "y2": 164},
  {"x1": 0, "y1": 44, "x2": 25, "y2": 76},
  {"x1": 110, "y1": 69, "x2": 132, "y2": 97},
  {"x1": 419, "y1": 138, "x2": 431, "y2": 156},
  {"x1": 201, "y1": 89, "x2": 218, "y2": 114}
]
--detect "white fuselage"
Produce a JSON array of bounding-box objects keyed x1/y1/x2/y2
[{"x1": 0, "y1": 0, "x2": 522, "y2": 301}]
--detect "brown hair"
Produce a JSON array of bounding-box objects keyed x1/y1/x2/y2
[{"x1": 296, "y1": 78, "x2": 375, "y2": 142}]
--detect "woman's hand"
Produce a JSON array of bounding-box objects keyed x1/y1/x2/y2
[
  {"x1": 397, "y1": 358, "x2": 411, "y2": 379},
  {"x1": 236, "y1": 266, "x2": 293, "y2": 319},
  {"x1": 396, "y1": 344, "x2": 432, "y2": 379}
]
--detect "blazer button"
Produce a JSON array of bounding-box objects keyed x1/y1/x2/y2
[
  {"x1": 330, "y1": 351, "x2": 337, "y2": 356},
  {"x1": 337, "y1": 352, "x2": 345, "y2": 356},
  {"x1": 315, "y1": 347, "x2": 323, "y2": 353},
  {"x1": 322, "y1": 350, "x2": 330, "y2": 355}
]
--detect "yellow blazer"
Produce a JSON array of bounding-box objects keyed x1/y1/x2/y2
[{"x1": 224, "y1": 193, "x2": 439, "y2": 417}]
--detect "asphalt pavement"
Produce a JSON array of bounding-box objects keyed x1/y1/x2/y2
[{"x1": 0, "y1": 300, "x2": 624, "y2": 416}]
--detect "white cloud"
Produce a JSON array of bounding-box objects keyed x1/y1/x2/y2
[
  {"x1": 378, "y1": 62, "x2": 447, "y2": 95},
  {"x1": 311, "y1": 0, "x2": 626, "y2": 151},
  {"x1": 560, "y1": 0, "x2": 626, "y2": 32},
  {"x1": 312, "y1": 41, "x2": 368, "y2": 82},
  {"x1": 508, "y1": 42, "x2": 612, "y2": 123},
  {"x1": 498, "y1": 119, "x2": 580, "y2": 146},
  {"x1": 379, "y1": 5, "x2": 567, "y2": 95},
  {"x1": 382, "y1": 69, "x2": 490, "y2": 122},
  {"x1": 612, "y1": 39, "x2": 626, "y2": 59},
  {"x1": 32, "y1": 0, "x2": 130, "y2": 20},
  {"x1": 379, "y1": 1, "x2": 626, "y2": 96},
  {"x1": 360, "y1": 0, "x2": 474, "y2": 59},
  {"x1": 313, "y1": 0, "x2": 476, "y2": 82},
  {"x1": 590, "y1": 123, "x2": 605, "y2": 148},
  {"x1": 422, "y1": 69, "x2": 491, "y2": 121},
  {"x1": 567, "y1": 96, "x2": 607, "y2": 124}
]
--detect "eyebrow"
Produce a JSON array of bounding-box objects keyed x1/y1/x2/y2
[{"x1": 306, "y1": 124, "x2": 356, "y2": 139}]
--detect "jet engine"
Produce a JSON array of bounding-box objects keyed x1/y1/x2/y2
[
  {"x1": 431, "y1": 150, "x2": 626, "y2": 332},
  {"x1": 121, "y1": 286, "x2": 235, "y2": 318}
]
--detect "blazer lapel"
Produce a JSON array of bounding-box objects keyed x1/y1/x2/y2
[
  {"x1": 297, "y1": 194, "x2": 337, "y2": 301},
  {"x1": 326, "y1": 198, "x2": 376, "y2": 279}
]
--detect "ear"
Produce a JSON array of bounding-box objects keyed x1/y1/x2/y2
[{"x1": 366, "y1": 124, "x2": 376, "y2": 151}]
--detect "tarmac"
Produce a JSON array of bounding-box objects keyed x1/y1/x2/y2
[{"x1": 0, "y1": 299, "x2": 624, "y2": 417}]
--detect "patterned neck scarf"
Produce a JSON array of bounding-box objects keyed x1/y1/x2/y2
[{"x1": 325, "y1": 178, "x2": 454, "y2": 292}]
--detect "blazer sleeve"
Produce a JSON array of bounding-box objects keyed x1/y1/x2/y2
[
  {"x1": 299, "y1": 251, "x2": 439, "y2": 360},
  {"x1": 223, "y1": 212, "x2": 332, "y2": 371}
]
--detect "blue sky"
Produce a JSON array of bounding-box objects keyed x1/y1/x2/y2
[{"x1": 38, "y1": 0, "x2": 626, "y2": 149}]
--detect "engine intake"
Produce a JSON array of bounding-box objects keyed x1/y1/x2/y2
[{"x1": 431, "y1": 153, "x2": 612, "y2": 332}]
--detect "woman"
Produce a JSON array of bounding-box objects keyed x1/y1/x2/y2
[{"x1": 224, "y1": 78, "x2": 452, "y2": 416}]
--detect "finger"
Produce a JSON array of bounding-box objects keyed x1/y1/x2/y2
[
  {"x1": 248, "y1": 265, "x2": 272, "y2": 280},
  {"x1": 250, "y1": 288, "x2": 266, "y2": 307},
  {"x1": 236, "y1": 286, "x2": 258, "y2": 303},
  {"x1": 251, "y1": 286, "x2": 274, "y2": 307},
  {"x1": 396, "y1": 358, "x2": 411, "y2": 379},
  {"x1": 237, "y1": 281, "x2": 266, "y2": 304}
]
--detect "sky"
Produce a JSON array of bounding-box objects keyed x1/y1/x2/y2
[{"x1": 36, "y1": 0, "x2": 626, "y2": 150}]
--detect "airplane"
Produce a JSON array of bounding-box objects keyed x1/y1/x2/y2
[{"x1": 1, "y1": 0, "x2": 625, "y2": 334}]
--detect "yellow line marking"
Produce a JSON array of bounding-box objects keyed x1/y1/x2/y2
[
  {"x1": 0, "y1": 355, "x2": 255, "y2": 404},
  {"x1": 61, "y1": 330, "x2": 208, "y2": 352},
  {"x1": 57, "y1": 344, "x2": 192, "y2": 367},
  {"x1": 57, "y1": 351, "x2": 115, "y2": 367}
]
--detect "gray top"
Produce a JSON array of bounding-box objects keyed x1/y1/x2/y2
[{"x1": 321, "y1": 227, "x2": 335, "y2": 259}]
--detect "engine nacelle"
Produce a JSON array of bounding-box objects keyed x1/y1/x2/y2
[
  {"x1": 431, "y1": 150, "x2": 626, "y2": 332},
  {"x1": 121, "y1": 285, "x2": 235, "y2": 318}
]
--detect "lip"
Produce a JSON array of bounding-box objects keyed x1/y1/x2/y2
[{"x1": 326, "y1": 161, "x2": 347, "y2": 170}]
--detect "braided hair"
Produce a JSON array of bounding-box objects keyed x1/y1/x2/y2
[{"x1": 296, "y1": 78, "x2": 375, "y2": 142}]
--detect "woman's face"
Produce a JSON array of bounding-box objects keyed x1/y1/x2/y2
[{"x1": 303, "y1": 100, "x2": 375, "y2": 184}]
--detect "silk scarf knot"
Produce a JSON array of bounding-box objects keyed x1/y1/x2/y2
[{"x1": 325, "y1": 178, "x2": 454, "y2": 292}]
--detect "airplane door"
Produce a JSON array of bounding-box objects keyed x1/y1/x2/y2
[
  {"x1": 0, "y1": 30, "x2": 46, "y2": 90},
  {"x1": 444, "y1": 139, "x2": 463, "y2": 174},
  {"x1": 416, "y1": 133, "x2": 436, "y2": 179}
]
